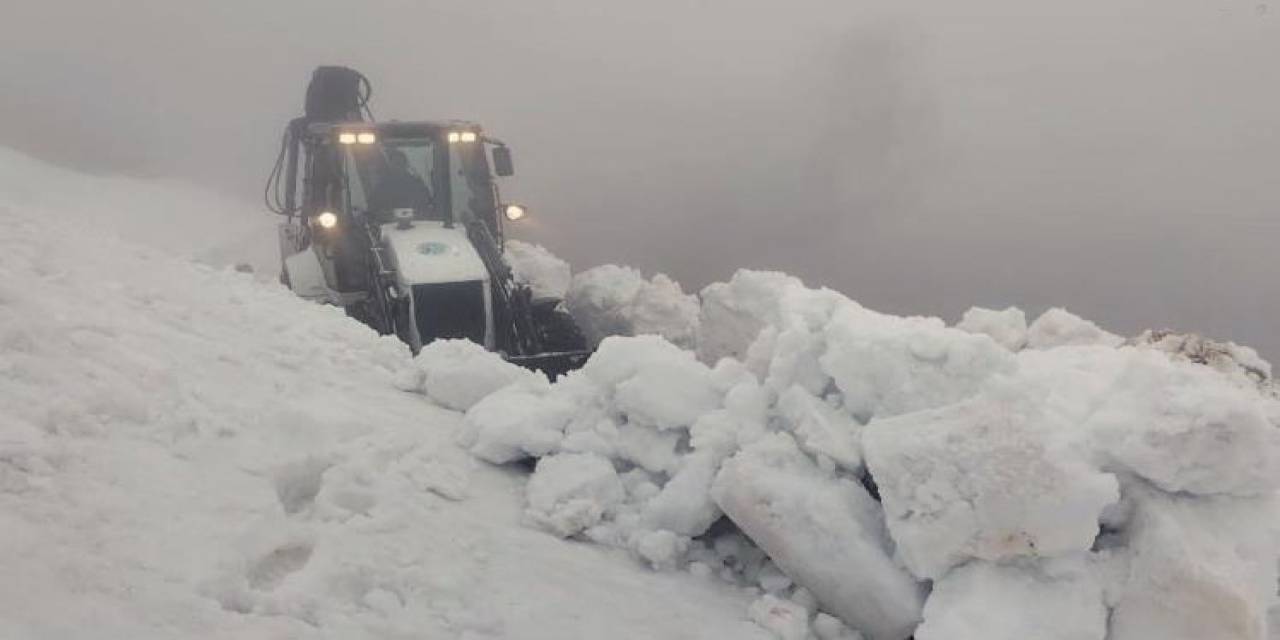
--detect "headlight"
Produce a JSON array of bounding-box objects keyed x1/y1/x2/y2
[
  {"x1": 338, "y1": 132, "x2": 357, "y2": 145},
  {"x1": 448, "y1": 130, "x2": 478, "y2": 143},
  {"x1": 357, "y1": 132, "x2": 377, "y2": 144},
  {"x1": 503, "y1": 204, "x2": 527, "y2": 221},
  {"x1": 447, "y1": 131, "x2": 461, "y2": 143},
  {"x1": 460, "y1": 131, "x2": 478, "y2": 143},
  {"x1": 316, "y1": 211, "x2": 339, "y2": 229}
]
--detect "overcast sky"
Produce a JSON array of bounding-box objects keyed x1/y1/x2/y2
[{"x1": 3, "y1": 0, "x2": 1277, "y2": 358}]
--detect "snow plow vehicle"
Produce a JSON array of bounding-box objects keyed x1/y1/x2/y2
[{"x1": 266, "y1": 66, "x2": 590, "y2": 376}]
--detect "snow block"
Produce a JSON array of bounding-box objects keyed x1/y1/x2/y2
[
  {"x1": 414, "y1": 339, "x2": 543, "y2": 411},
  {"x1": 863, "y1": 395, "x2": 1119, "y2": 579},
  {"x1": 696, "y1": 270, "x2": 806, "y2": 365},
  {"x1": 1085, "y1": 349, "x2": 1280, "y2": 497},
  {"x1": 915, "y1": 559, "x2": 1107, "y2": 640},
  {"x1": 712, "y1": 435, "x2": 925, "y2": 640},
  {"x1": 1108, "y1": 488, "x2": 1280, "y2": 640},
  {"x1": 459, "y1": 386, "x2": 576, "y2": 464},
  {"x1": 526, "y1": 452, "x2": 625, "y2": 537}
]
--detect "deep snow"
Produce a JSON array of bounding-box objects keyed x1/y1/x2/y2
[
  {"x1": 0, "y1": 150, "x2": 770, "y2": 639},
  {"x1": 4, "y1": 147, "x2": 1280, "y2": 640}
]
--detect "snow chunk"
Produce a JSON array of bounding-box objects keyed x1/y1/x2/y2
[
  {"x1": 697, "y1": 270, "x2": 807, "y2": 365},
  {"x1": 526, "y1": 453, "x2": 625, "y2": 537},
  {"x1": 820, "y1": 304, "x2": 1015, "y2": 422},
  {"x1": 613, "y1": 359, "x2": 720, "y2": 432},
  {"x1": 640, "y1": 452, "x2": 722, "y2": 536},
  {"x1": 916, "y1": 559, "x2": 1107, "y2": 640},
  {"x1": 863, "y1": 394, "x2": 1120, "y2": 579},
  {"x1": 955, "y1": 306, "x2": 1028, "y2": 351},
  {"x1": 565, "y1": 264, "x2": 699, "y2": 348},
  {"x1": 1085, "y1": 349, "x2": 1280, "y2": 497},
  {"x1": 713, "y1": 434, "x2": 925, "y2": 640},
  {"x1": 413, "y1": 339, "x2": 544, "y2": 411},
  {"x1": 1108, "y1": 488, "x2": 1280, "y2": 640},
  {"x1": 1026, "y1": 307, "x2": 1124, "y2": 349},
  {"x1": 631, "y1": 529, "x2": 691, "y2": 570},
  {"x1": 776, "y1": 386, "x2": 863, "y2": 473},
  {"x1": 459, "y1": 386, "x2": 575, "y2": 464},
  {"x1": 505, "y1": 239, "x2": 571, "y2": 301}
]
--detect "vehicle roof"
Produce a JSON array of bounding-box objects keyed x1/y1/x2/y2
[{"x1": 306, "y1": 120, "x2": 483, "y2": 137}]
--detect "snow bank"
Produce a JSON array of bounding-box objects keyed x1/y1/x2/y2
[
  {"x1": 0, "y1": 147, "x2": 276, "y2": 274},
  {"x1": 505, "y1": 239, "x2": 572, "y2": 301},
  {"x1": 455, "y1": 267, "x2": 1280, "y2": 640},
  {"x1": 0, "y1": 151, "x2": 776, "y2": 640},
  {"x1": 565, "y1": 264, "x2": 700, "y2": 348}
]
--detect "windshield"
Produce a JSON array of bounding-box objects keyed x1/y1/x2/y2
[
  {"x1": 340, "y1": 132, "x2": 499, "y2": 230},
  {"x1": 343, "y1": 136, "x2": 439, "y2": 221}
]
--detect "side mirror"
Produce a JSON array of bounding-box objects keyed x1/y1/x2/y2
[{"x1": 492, "y1": 146, "x2": 514, "y2": 177}]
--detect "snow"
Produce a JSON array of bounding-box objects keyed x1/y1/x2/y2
[
  {"x1": 565, "y1": 264, "x2": 700, "y2": 349},
  {"x1": 1027, "y1": 307, "x2": 1125, "y2": 349},
  {"x1": 955, "y1": 305, "x2": 1029, "y2": 351},
  {"x1": 864, "y1": 393, "x2": 1121, "y2": 579},
  {"x1": 525, "y1": 452, "x2": 625, "y2": 537},
  {"x1": 1107, "y1": 487, "x2": 1280, "y2": 640},
  {"x1": 409, "y1": 338, "x2": 545, "y2": 412},
  {"x1": 0, "y1": 149, "x2": 774, "y2": 640},
  {"x1": 505, "y1": 239, "x2": 571, "y2": 301},
  {"x1": 714, "y1": 434, "x2": 926, "y2": 640},
  {"x1": 915, "y1": 558, "x2": 1108, "y2": 640},
  {"x1": 455, "y1": 265, "x2": 1280, "y2": 639},
  {"x1": 6, "y1": 147, "x2": 1280, "y2": 640}
]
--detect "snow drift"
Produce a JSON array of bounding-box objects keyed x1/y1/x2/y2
[
  {"x1": 0, "y1": 150, "x2": 774, "y2": 639},
  {"x1": 447, "y1": 268, "x2": 1280, "y2": 640}
]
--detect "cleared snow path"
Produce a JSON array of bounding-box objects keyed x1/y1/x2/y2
[{"x1": 0, "y1": 151, "x2": 768, "y2": 639}]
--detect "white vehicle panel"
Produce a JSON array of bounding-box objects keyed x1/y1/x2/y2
[{"x1": 381, "y1": 221, "x2": 489, "y2": 286}]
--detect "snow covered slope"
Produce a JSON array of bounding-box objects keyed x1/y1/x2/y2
[
  {"x1": 5, "y1": 148, "x2": 1279, "y2": 640},
  {"x1": 0, "y1": 151, "x2": 769, "y2": 639}
]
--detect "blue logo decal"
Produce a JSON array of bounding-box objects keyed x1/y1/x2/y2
[{"x1": 417, "y1": 241, "x2": 452, "y2": 256}]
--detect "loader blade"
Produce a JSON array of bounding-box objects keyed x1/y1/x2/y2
[{"x1": 504, "y1": 349, "x2": 593, "y2": 379}]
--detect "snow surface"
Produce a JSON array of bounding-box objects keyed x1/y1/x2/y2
[
  {"x1": 6, "y1": 148, "x2": 1280, "y2": 640},
  {"x1": 0, "y1": 150, "x2": 772, "y2": 639}
]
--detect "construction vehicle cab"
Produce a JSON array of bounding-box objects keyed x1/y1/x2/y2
[{"x1": 268, "y1": 67, "x2": 589, "y2": 375}]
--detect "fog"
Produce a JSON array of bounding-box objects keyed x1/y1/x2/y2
[{"x1": 3, "y1": 0, "x2": 1277, "y2": 358}]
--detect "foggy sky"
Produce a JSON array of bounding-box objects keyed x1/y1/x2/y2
[{"x1": 3, "y1": 0, "x2": 1277, "y2": 359}]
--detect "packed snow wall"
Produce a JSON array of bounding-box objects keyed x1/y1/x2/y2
[{"x1": 430, "y1": 264, "x2": 1280, "y2": 640}]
